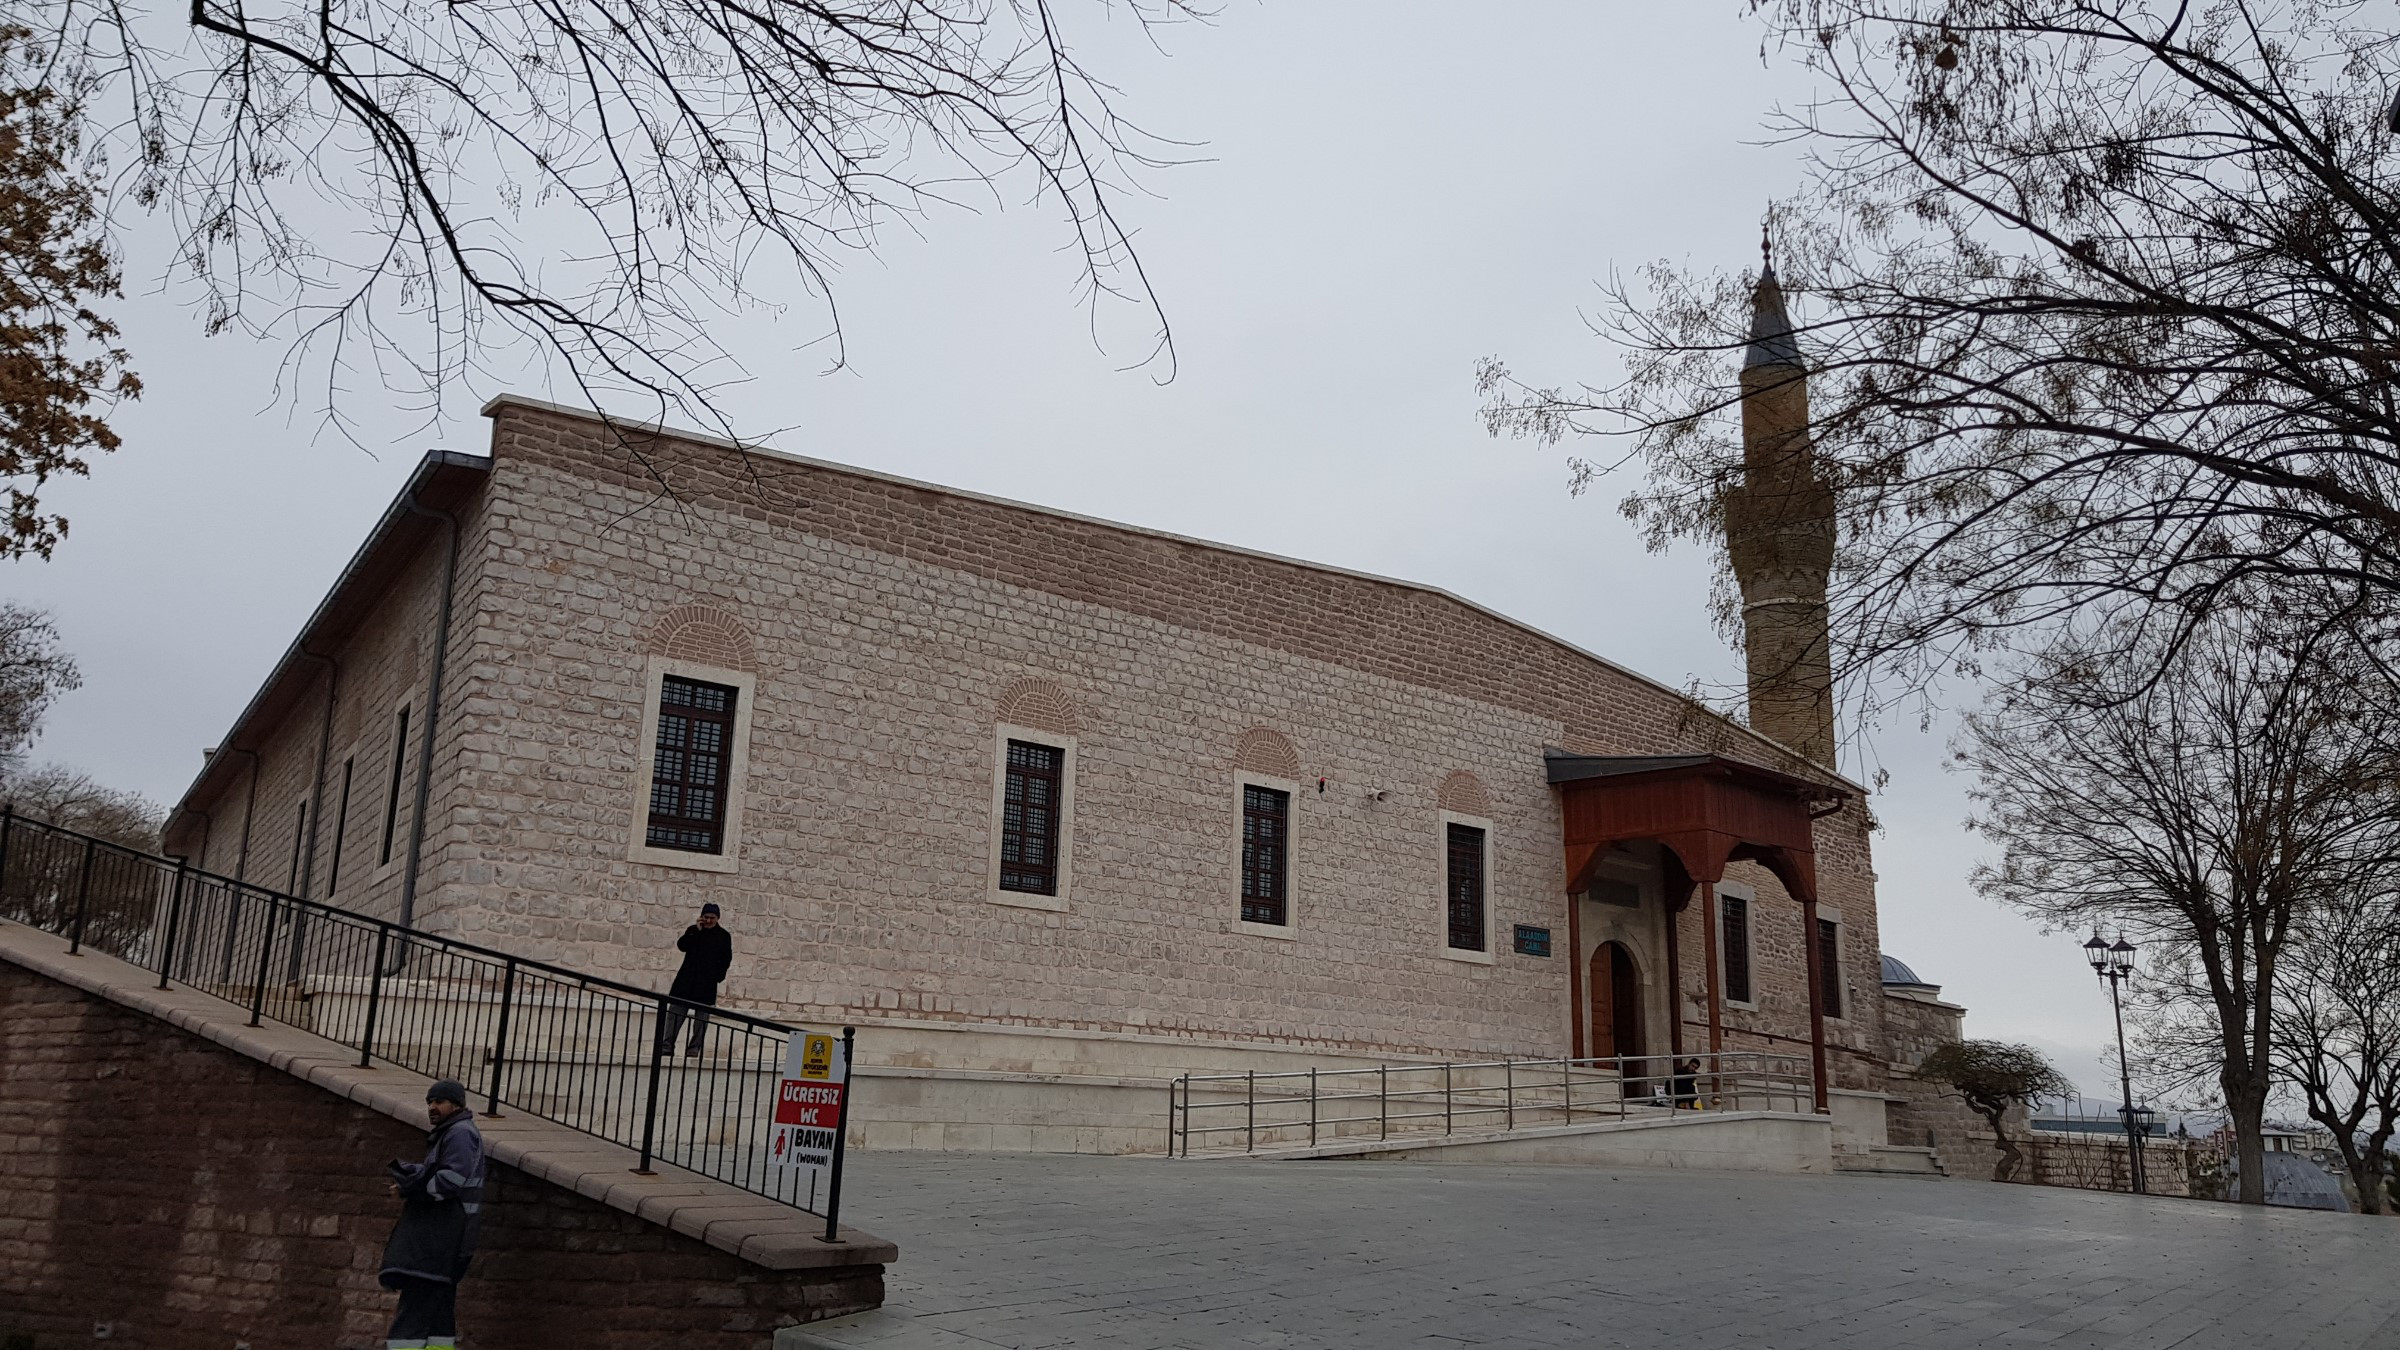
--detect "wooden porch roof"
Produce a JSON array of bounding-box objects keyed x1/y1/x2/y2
[{"x1": 1548, "y1": 750, "x2": 1847, "y2": 905}]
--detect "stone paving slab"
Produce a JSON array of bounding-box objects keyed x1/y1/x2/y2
[{"x1": 783, "y1": 1151, "x2": 2400, "y2": 1349}]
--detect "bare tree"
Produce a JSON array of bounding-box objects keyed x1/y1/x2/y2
[
  {"x1": 0, "y1": 605, "x2": 159, "y2": 848},
  {"x1": 1917, "y1": 1039, "x2": 2068, "y2": 1181},
  {"x1": 0, "y1": 760, "x2": 162, "y2": 851},
  {"x1": 0, "y1": 601, "x2": 80, "y2": 762},
  {"x1": 0, "y1": 26, "x2": 138, "y2": 561},
  {"x1": 14, "y1": 0, "x2": 1191, "y2": 456},
  {"x1": 2271, "y1": 885, "x2": 2400, "y2": 1214},
  {"x1": 1958, "y1": 600, "x2": 2400, "y2": 1204},
  {"x1": 1480, "y1": 0, "x2": 2400, "y2": 717}
]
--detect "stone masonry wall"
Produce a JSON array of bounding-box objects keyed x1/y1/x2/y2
[
  {"x1": 165, "y1": 397, "x2": 1891, "y2": 1080},
  {"x1": 441, "y1": 401, "x2": 1890, "y2": 1073},
  {"x1": 2023, "y1": 1134, "x2": 2194, "y2": 1197},
  {"x1": 0, "y1": 960, "x2": 878, "y2": 1349},
  {"x1": 169, "y1": 484, "x2": 503, "y2": 940},
  {"x1": 1670, "y1": 831, "x2": 1886, "y2": 1092},
  {"x1": 1880, "y1": 988, "x2": 2013, "y2": 1177}
]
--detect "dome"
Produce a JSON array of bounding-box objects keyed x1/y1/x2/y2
[{"x1": 1881, "y1": 953, "x2": 1935, "y2": 988}]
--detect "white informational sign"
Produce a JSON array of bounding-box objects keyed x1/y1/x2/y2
[{"x1": 767, "y1": 1029, "x2": 847, "y2": 1187}]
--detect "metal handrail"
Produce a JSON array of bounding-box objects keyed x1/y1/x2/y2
[
  {"x1": 0, "y1": 808, "x2": 852, "y2": 1221},
  {"x1": 1169, "y1": 1051, "x2": 1814, "y2": 1156}
]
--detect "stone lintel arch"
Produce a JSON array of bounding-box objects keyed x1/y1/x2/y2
[
  {"x1": 1437, "y1": 770, "x2": 1491, "y2": 818},
  {"x1": 997, "y1": 677, "x2": 1078, "y2": 736},
  {"x1": 648, "y1": 604, "x2": 757, "y2": 671},
  {"x1": 1232, "y1": 727, "x2": 1301, "y2": 781}
]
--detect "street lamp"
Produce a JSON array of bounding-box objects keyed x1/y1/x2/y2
[{"x1": 2084, "y1": 931, "x2": 2148, "y2": 1194}]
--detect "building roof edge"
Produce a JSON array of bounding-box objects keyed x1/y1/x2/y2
[
  {"x1": 164, "y1": 450, "x2": 493, "y2": 842},
  {"x1": 479, "y1": 395, "x2": 1862, "y2": 793}
]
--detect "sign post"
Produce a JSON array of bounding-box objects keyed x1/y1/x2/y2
[{"x1": 767, "y1": 1025, "x2": 855, "y2": 1238}]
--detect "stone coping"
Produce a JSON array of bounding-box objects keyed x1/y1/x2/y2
[{"x1": 0, "y1": 920, "x2": 898, "y2": 1270}]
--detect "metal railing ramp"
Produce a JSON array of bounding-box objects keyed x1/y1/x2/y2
[{"x1": 1168, "y1": 1051, "x2": 1815, "y2": 1158}]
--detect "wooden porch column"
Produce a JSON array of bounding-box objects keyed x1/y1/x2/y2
[
  {"x1": 1800, "y1": 894, "x2": 1829, "y2": 1114},
  {"x1": 1663, "y1": 892, "x2": 1683, "y2": 1058},
  {"x1": 1566, "y1": 884, "x2": 1585, "y2": 1060},
  {"x1": 1698, "y1": 880, "x2": 1723, "y2": 1057}
]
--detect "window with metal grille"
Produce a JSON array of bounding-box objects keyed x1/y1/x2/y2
[
  {"x1": 1000, "y1": 740, "x2": 1064, "y2": 895},
  {"x1": 1241, "y1": 784, "x2": 1290, "y2": 925},
  {"x1": 1817, "y1": 917, "x2": 1844, "y2": 1018},
  {"x1": 1721, "y1": 893, "x2": 1753, "y2": 1003},
  {"x1": 1445, "y1": 823, "x2": 1486, "y2": 951},
  {"x1": 647, "y1": 676, "x2": 738, "y2": 853}
]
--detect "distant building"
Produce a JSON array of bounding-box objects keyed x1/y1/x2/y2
[
  {"x1": 2031, "y1": 1091, "x2": 2182, "y2": 1139},
  {"x1": 2223, "y1": 1130, "x2": 2352, "y2": 1212}
]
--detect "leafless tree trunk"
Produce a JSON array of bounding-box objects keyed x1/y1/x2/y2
[
  {"x1": 1958, "y1": 599, "x2": 2400, "y2": 1204},
  {"x1": 2272, "y1": 887, "x2": 2400, "y2": 1214}
]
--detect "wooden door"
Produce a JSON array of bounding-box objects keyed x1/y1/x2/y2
[
  {"x1": 1590, "y1": 942, "x2": 1616, "y2": 1057},
  {"x1": 1591, "y1": 941, "x2": 1643, "y2": 1061},
  {"x1": 1610, "y1": 942, "x2": 1643, "y2": 1062}
]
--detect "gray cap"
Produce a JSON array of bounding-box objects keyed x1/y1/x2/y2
[{"x1": 427, "y1": 1079, "x2": 469, "y2": 1107}]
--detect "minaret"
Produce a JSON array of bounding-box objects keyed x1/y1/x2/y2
[{"x1": 1725, "y1": 237, "x2": 1837, "y2": 766}]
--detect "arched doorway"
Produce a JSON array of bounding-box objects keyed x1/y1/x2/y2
[{"x1": 1589, "y1": 941, "x2": 1643, "y2": 1063}]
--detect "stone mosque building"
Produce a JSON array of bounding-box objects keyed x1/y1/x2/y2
[{"x1": 163, "y1": 259, "x2": 1973, "y2": 1166}]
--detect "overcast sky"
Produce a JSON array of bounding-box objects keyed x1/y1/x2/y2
[{"x1": 7, "y1": 2, "x2": 2126, "y2": 1098}]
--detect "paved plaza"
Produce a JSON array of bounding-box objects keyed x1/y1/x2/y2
[{"x1": 793, "y1": 1153, "x2": 2400, "y2": 1349}]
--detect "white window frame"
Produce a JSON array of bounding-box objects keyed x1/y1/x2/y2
[
  {"x1": 1715, "y1": 880, "x2": 1760, "y2": 1010},
  {"x1": 1234, "y1": 772, "x2": 1301, "y2": 940},
  {"x1": 626, "y1": 656, "x2": 757, "y2": 875},
  {"x1": 1815, "y1": 904, "x2": 1847, "y2": 1023},
  {"x1": 1436, "y1": 810, "x2": 1496, "y2": 965},
  {"x1": 988, "y1": 724, "x2": 1075, "y2": 911}
]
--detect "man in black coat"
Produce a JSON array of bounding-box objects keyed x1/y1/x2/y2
[
  {"x1": 380, "y1": 1079, "x2": 485, "y2": 1350},
  {"x1": 659, "y1": 902, "x2": 733, "y2": 1056}
]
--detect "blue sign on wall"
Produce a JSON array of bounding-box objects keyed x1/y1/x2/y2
[{"x1": 1513, "y1": 925, "x2": 1552, "y2": 957}]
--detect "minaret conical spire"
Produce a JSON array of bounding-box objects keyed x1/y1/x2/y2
[
  {"x1": 1724, "y1": 225, "x2": 1837, "y2": 767},
  {"x1": 1746, "y1": 231, "x2": 1803, "y2": 370}
]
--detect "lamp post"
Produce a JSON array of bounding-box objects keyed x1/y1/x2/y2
[{"x1": 2083, "y1": 932, "x2": 2147, "y2": 1195}]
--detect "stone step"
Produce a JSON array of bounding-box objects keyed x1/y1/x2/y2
[{"x1": 1835, "y1": 1145, "x2": 1947, "y2": 1177}]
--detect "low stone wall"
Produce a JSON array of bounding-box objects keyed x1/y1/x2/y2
[
  {"x1": 1885, "y1": 1076, "x2": 2025, "y2": 1181},
  {"x1": 1876, "y1": 988, "x2": 2007, "y2": 1179},
  {"x1": 2023, "y1": 1134, "x2": 2195, "y2": 1197},
  {"x1": 1827, "y1": 1087, "x2": 1892, "y2": 1153},
  {"x1": 0, "y1": 947, "x2": 884, "y2": 1350}
]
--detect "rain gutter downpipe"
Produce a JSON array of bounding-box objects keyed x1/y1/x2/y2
[
  {"x1": 397, "y1": 490, "x2": 461, "y2": 935},
  {"x1": 228, "y1": 748, "x2": 262, "y2": 882},
  {"x1": 182, "y1": 807, "x2": 213, "y2": 875},
  {"x1": 290, "y1": 645, "x2": 339, "y2": 980}
]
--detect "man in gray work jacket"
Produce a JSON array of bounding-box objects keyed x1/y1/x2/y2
[{"x1": 380, "y1": 1079, "x2": 486, "y2": 1350}]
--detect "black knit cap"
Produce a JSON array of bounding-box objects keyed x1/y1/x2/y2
[{"x1": 427, "y1": 1080, "x2": 469, "y2": 1107}]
